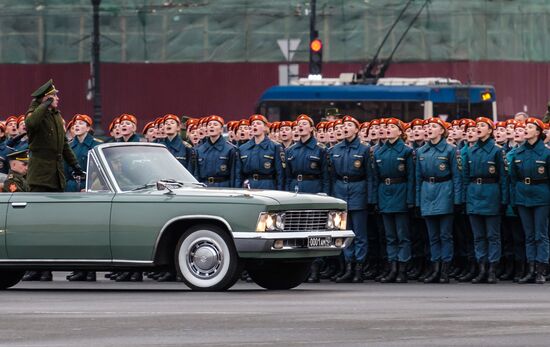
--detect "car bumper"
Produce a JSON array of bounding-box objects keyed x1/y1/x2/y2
[{"x1": 232, "y1": 230, "x2": 355, "y2": 259}]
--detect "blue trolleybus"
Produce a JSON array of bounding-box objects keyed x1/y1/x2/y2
[{"x1": 256, "y1": 77, "x2": 497, "y2": 123}]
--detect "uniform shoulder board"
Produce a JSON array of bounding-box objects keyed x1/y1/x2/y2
[
  {"x1": 94, "y1": 137, "x2": 104, "y2": 143},
  {"x1": 495, "y1": 143, "x2": 502, "y2": 148},
  {"x1": 183, "y1": 140, "x2": 193, "y2": 148},
  {"x1": 316, "y1": 142, "x2": 326, "y2": 149},
  {"x1": 287, "y1": 142, "x2": 297, "y2": 150},
  {"x1": 226, "y1": 140, "x2": 238, "y2": 148},
  {"x1": 7, "y1": 174, "x2": 13, "y2": 179}
]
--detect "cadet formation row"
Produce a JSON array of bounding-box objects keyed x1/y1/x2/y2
[{"x1": 3, "y1": 105, "x2": 550, "y2": 285}]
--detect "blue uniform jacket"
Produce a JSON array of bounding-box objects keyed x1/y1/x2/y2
[
  {"x1": 117, "y1": 133, "x2": 143, "y2": 143},
  {"x1": 234, "y1": 137, "x2": 285, "y2": 190},
  {"x1": 372, "y1": 138, "x2": 415, "y2": 213},
  {"x1": 66, "y1": 134, "x2": 101, "y2": 192},
  {"x1": 510, "y1": 139, "x2": 550, "y2": 207},
  {"x1": 284, "y1": 137, "x2": 329, "y2": 194},
  {"x1": 415, "y1": 139, "x2": 462, "y2": 216},
  {"x1": 329, "y1": 136, "x2": 371, "y2": 211},
  {"x1": 194, "y1": 137, "x2": 237, "y2": 188},
  {"x1": 462, "y1": 138, "x2": 508, "y2": 215},
  {"x1": 162, "y1": 135, "x2": 196, "y2": 174}
]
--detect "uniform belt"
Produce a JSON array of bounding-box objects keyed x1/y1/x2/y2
[
  {"x1": 380, "y1": 177, "x2": 407, "y2": 185},
  {"x1": 422, "y1": 175, "x2": 452, "y2": 183},
  {"x1": 29, "y1": 150, "x2": 63, "y2": 160},
  {"x1": 294, "y1": 174, "x2": 320, "y2": 182},
  {"x1": 336, "y1": 175, "x2": 365, "y2": 183},
  {"x1": 470, "y1": 177, "x2": 498, "y2": 184},
  {"x1": 246, "y1": 173, "x2": 274, "y2": 181},
  {"x1": 520, "y1": 177, "x2": 548, "y2": 185},
  {"x1": 204, "y1": 176, "x2": 229, "y2": 184}
]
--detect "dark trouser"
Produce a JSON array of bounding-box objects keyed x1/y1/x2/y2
[
  {"x1": 30, "y1": 185, "x2": 62, "y2": 193},
  {"x1": 468, "y1": 214, "x2": 502, "y2": 263},
  {"x1": 424, "y1": 214, "x2": 454, "y2": 263},
  {"x1": 503, "y1": 216, "x2": 526, "y2": 262},
  {"x1": 517, "y1": 206, "x2": 550, "y2": 264},
  {"x1": 343, "y1": 210, "x2": 368, "y2": 263},
  {"x1": 454, "y1": 212, "x2": 474, "y2": 260},
  {"x1": 410, "y1": 212, "x2": 429, "y2": 260},
  {"x1": 381, "y1": 213, "x2": 411, "y2": 262}
]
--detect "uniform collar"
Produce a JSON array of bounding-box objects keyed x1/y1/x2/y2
[
  {"x1": 428, "y1": 138, "x2": 448, "y2": 152},
  {"x1": 250, "y1": 136, "x2": 270, "y2": 149},
  {"x1": 165, "y1": 134, "x2": 182, "y2": 146},
  {"x1": 300, "y1": 136, "x2": 316, "y2": 149},
  {"x1": 474, "y1": 137, "x2": 494, "y2": 152},
  {"x1": 344, "y1": 136, "x2": 360, "y2": 148},
  {"x1": 524, "y1": 139, "x2": 546, "y2": 155},
  {"x1": 385, "y1": 138, "x2": 404, "y2": 151},
  {"x1": 208, "y1": 136, "x2": 225, "y2": 150}
]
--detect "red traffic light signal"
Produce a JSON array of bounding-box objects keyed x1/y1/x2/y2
[{"x1": 310, "y1": 39, "x2": 322, "y2": 53}]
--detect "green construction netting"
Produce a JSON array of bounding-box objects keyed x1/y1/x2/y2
[{"x1": 0, "y1": 0, "x2": 549, "y2": 64}]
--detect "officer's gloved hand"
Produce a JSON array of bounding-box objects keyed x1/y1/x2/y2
[
  {"x1": 42, "y1": 96, "x2": 54, "y2": 107},
  {"x1": 453, "y1": 204, "x2": 464, "y2": 214},
  {"x1": 72, "y1": 165, "x2": 85, "y2": 180}
]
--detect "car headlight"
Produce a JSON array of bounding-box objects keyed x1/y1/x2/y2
[
  {"x1": 256, "y1": 212, "x2": 285, "y2": 232},
  {"x1": 327, "y1": 211, "x2": 347, "y2": 230}
]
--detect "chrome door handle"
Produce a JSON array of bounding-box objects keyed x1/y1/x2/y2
[{"x1": 11, "y1": 202, "x2": 27, "y2": 208}]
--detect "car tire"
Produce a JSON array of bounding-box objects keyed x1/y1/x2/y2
[
  {"x1": 247, "y1": 260, "x2": 312, "y2": 290},
  {"x1": 0, "y1": 270, "x2": 24, "y2": 290},
  {"x1": 175, "y1": 224, "x2": 241, "y2": 291}
]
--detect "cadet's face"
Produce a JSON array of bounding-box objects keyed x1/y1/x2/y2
[
  {"x1": 17, "y1": 122, "x2": 26, "y2": 133},
  {"x1": 387, "y1": 124, "x2": 401, "y2": 140},
  {"x1": 359, "y1": 127, "x2": 368, "y2": 141},
  {"x1": 412, "y1": 125, "x2": 424, "y2": 140},
  {"x1": 524, "y1": 123, "x2": 540, "y2": 140},
  {"x1": 292, "y1": 126, "x2": 300, "y2": 141},
  {"x1": 279, "y1": 126, "x2": 291, "y2": 141},
  {"x1": 12, "y1": 160, "x2": 28, "y2": 175},
  {"x1": 7, "y1": 121, "x2": 18, "y2": 136},
  {"x1": 476, "y1": 122, "x2": 491, "y2": 139},
  {"x1": 494, "y1": 127, "x2": 506, "y2": 142},
  {"x1": 343, "y1": 121, "x2": 358, "y2": 140},
  {"x1": 120, "y1": 120, "x2": 136, "y2": 136},
  {"x1": 405, "y1": 127, "x2": 412, "y2": 140},
  {"x1": 514, "y1": 127, "x2": 525, "y2": 142},
  {"x1": 316, "y1": 129, "x2": 326, "y2": 142},
  {"x1": 465, "y1": 127, "x2": 478, "y2": 143},
  {"x1": 378, "y1": 124, "x2": 387, "y2": 139},
  {"x1": 297, "y1": 120, "x2": 312, "y2": 136},
  {"x1": 145, "y1": 127, "x2": 157, "y2": 142},
  {"x1": 250, "y1": 120, "x2": 265, "y2": 136},
  {"x1": 207, "y1": 121, "x2": 223, "y2": 137},
  {"x1": 506, "y1": 124, "x2": 515, "y2": 139},
  {"x1": 73, "y1": 120, "x2": 90, "y2": 136},
  {"x1": 334, "y1": 124, "x2": 344, "y2": 140},
  {"x1": 113, "y1": 123, "x2": 121, "y2": 138},
  {"x1": 188, "y1": 129, "x2": 200, "y2": 145},
  {"x1": 427, "y1": 123, "x2": 444, "y2": 140},
  {"x1": 327, "y1": 127, "x2": 336, "y2": 142},
  {"x1": 451, "y1": 126, "x2": 463, "y2": 140},
  {"x1": 164, "y1": 119, "x2": 181, "y2": 136}
]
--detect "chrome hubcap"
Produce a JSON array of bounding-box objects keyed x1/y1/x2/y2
[{"x1": 187, "y1": 239, "x2": 223, "y2": 279}]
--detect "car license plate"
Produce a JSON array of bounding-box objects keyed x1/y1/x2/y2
[{"x1": 308, "y1": 236, "x2": 332, "y2": 248}]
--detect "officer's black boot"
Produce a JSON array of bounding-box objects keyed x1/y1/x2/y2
[
  {"x1": 513, "y1": 260, "x2": 525, "y2": 283},
  {"x1": 439, "y1": 262, "x2": 451, "y2": 283},
  {"x1": 39, "y1": 271, "x2": 53, "y2": 281},
  {"x1": 352, "y1": 262, "x2": 364, "y2": 283},
  {"x1": 306, "y1": 262, "x2": 321, "y2": 283},
  {"x1": 86, "y1": 272, "x2": 96, "y2": 282},
  {"x1": 335, "y1": 262, "x2": 354, "y2": 283},
  {"x1": 457, "y1": 259, "x2": 476, "y2": 282},
  {"x1": 423, "y1": 262, "x2": 441, "y2": 283},
  {"x1": 518, "y1": 262, "x2": 536, "y2": 284},
  {"x1": 535, "y1": 262, "x2": 546, "y2": 284},
  {"x1": 380, "y1": 261, "x2": 398, "y2": 283},
  {"x1": 67, "y1": 271, "x2": 87, "y2": 281},
  {"x1": 22, "y1": 271, "x2": 40, "y2": 281},
  {"x1": 471, "y1": 261, "x2": 487, "y2": 284},
  {"x1": 330, "y1": 257, "x2": 346, "y2": 282},
  {"x1": 499, "y1": 256, "x2": 514, "y2": 281},
  {"x1": 375, "y1": 261, "x2": 391, "y2": 282},
  {"x1": 395, "y1": 262, "x2": 408, "y2": 283},
  {"x1": 487, "y1": 262, "x2": 498, "y2": 284}
]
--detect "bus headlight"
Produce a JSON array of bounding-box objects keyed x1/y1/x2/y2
[
  {"x1": 256, "y1": 212, "x2": 285, "y2": 232},
  {"x1": 327, "y1": 211, "x2": 347, "y2": 230}
]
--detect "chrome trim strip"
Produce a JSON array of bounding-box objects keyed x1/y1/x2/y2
[
  {"x1": 86, "y1": 152, "x2": 115, "y2": 193},
  {"x1": 0, "y1": 259, "x2": 153, "y2": 264},
  {"x1": 232, "y1": 230, "x2": 355, "y2": 240}
]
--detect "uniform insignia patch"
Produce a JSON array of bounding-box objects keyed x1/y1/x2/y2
[
  {"x1": 310, "y1": 161, "x2": 318, "y2": 169},
  {"x1": 220, "y1": 164, "x2": 227, "y2": 172},
  {"x1": 398, "y1": 163, "x2": 405, "y2": 172},
  {"x1": 8, "y1": 183, "x2": 17, "y2": 192},
  {"x1": 489, "y1": 165, "x2": 496, "y2": 174},
  {"x1": 264, "y1": 161, "x2": 272, "y2": 169},
  {"x1": 354, "y1": 160, "x2": 362, "y2": 168},
  {"x1": 538, "y1": 166, "x2": 545, "y2": 174},
  {"x1": 439, "y1": 163, "x2": 446, "y2": 171},
  {"x1": 0, "y1": 162, "x2": 3, "y2": 169}
]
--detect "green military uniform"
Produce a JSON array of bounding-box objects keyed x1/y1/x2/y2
[
  {"x1": 542, "y1": 101, "x2": 550, "y2": 124},
  {"x1": 3, "y1": 172, "x2": 29, "y2": 193},
  {"x1": 25, "y1": 80, "x2": 79, "y2": 192}
]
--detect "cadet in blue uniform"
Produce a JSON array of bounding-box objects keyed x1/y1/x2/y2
[
  {"x1": 415, "y1": 117, "x2": 462, "y2": 283},
  {"x1": 329, "y1": 115, "x2": 371, "y2": 283},
  {"x1": 194, "y1": 115, "x2": 237, "y2": 188},
  {"x1": 462, "y1": 117, "x2": 508, "y2": 284},
  {"x1": 285, "y1": 114, "x2": 329, "y2": 194},
  {"x1": 235, "y1": 114, "x2": 285, "y2": 190},
  {"x1": 510, "y1": 117, "x2": 550, "y2": 284},
  {"x1": 372, "y1": 118, "x2": 415, "y2": 283},
  {"x1": 142, "y1": 121, "x2": 157, "y2": 143},
  {"x1": 161, "y1": 114, "x2": 196, "y2": 174},
  {"x1": 116, "y1": 114, "x2": 144, "y2": 143}
]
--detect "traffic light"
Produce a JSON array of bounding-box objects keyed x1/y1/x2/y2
[{"x1": 309, "y1": 38, "x2": 323, "y2": 75}]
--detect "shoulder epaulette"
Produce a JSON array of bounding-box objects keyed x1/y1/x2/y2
[
  {"x1": 94, "y1": 137, "x2": 104, "y2": 143},
  {"x1": 183, "y1": 140, "x2": 193, "y2": 148}
]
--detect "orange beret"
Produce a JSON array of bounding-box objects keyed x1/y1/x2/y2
[
  {"x1": 505, "y1": 119, "x2": 517, "y2": 126},
  {"x1": 17, "y1": 115, "x2": 26, "y2": 125},
  {"x1": 73, "y1": 114, "x2": 93, "y2": 126},
  {"x1": 463, "y1": 119, "x2": 477, "y2": 129},
  {"x1": 66, "y1": 119, "x2": 75, "y2": 130},
  {"x1": 108, "y1": 117, "x2": 120, "y2": 132},
  {"x1": 342, "y1": 115, "x2": 360, "y2": 128},
  {"x1": 525, "y1": 117, "x2": 545, "y2": 130},
  {"x1": 451, "y1": 119, "x2": 462, "y2": 127},
  {"x1": 296, "y1": 114, "x2": 314, "y2": 126},
  {"x1": 226, "y1": 120, "x2": 238, "y2": 132},
  {"x1": 386, "y1": 117, "x2": 404, "y2": 131},
  {"x1": 326, "y1": 121, "x2": 335, "y2": 130},
  {"x1": 163, "y1": 114, "x2": 181, "y2": 124},
  {"x1": 475, "y1": 116, "x2": 494, "y2": 129},
  {"x1": 238, "y1": 119, "x2": 250, "y2": 128},
  {"x1": 316, "y1": 121, "x2": 328, "y2": 130},
  {"x1": 428, "y1": 117, "x2": 448, "y2": 130},
  {"x1": 410, "y1": 119, "x2": 424, "y2": 127},
  {"x1": 249, "y1": 114, "x2": 268, "y2": 124},
  {"x1": 495, "y1": 121, "x2": 507, "y2": 128},
  {"x1": 369, "y1": 119, "x2": 381, "y2": 126},
  {"x1": 333, "y1": 119, "x2": 343, "y2": 126},
  {"x1": 5, "y1": 116, "x2": 18, "y2": 125},
  {"x1": 142, "y1": 121, "x2": 155, "y2": 134},
  {"x1": 514, "y1": 121, "x2": 525, "y2": 129},
  {"x1": 208, "y1": 115, "x2": 225, "y2": 126},
  {"x1": 280, "y1": 121, "x2": 293, "y2": 128},
  {"x1": 403, "y1": 122, "x2": 411, "y2": 130},
  {"x1": 119, "y1": 113, "x2": 137, "y2": 125}
]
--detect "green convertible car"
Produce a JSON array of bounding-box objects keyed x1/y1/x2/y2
[{"x1": 0, "y1": 143, "x2": 354, "y2": 291}]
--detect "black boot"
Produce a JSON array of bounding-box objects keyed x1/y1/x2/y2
[
  {"x1": 518, "y1": 262, "x2": 536, "y2": 284},
  {"x1": 22, "y1": 271, "x2": 41, "y2": 281},
  {"x1": 380, "y1": 261, "x2": 398, "y2": 283},
  {"x1": 330, "y1": 257, "x2": 346, "y2": 282},
  {"x1": 375, "y1": 261, "x2": 391, "y2": 282},
  {"x1": 513, "y1": 260, "x2": 525, "y2": 283},
  {"x1": 115, "y1": 272, "x2": 131, "y2": 282},
  {"x1": 352, "y1": 262, "x2": 364, "y2": 283},
  {"x1": 407, "y1": 258, "x2": 422, "y2": 280},
  {"x1": 471, "y1": 261, "x2": 487, "y2": 284},
  {"x1": 67, "y1": 271, "x2": 88, "y2": 281},
  {"x1": 536, "y1": 262, "x2": 546, "y2": 284},
  {"x1": 320, "y1": 260, "x2": 337, "y2": 279},
  {"x1": 439, "y1": 262, "x2": 451, "y2": 283},
  {"x1": 448, "y1": 257, "x2": 462, "y2": 278},
  {"x1": 395, "y1": 262, "x2": 408, "y2": 283},
  {"x1": 418, "y1": 259, "x2": 433, "y2": 282},
  {"x1": 458, "y1": 259, "x2": 477, "y2": 282},
  {"x1": 423, "y1": 262, "x2": 441, "y2": 283},
  {"x1": 499, "y1": 256, "x2": 514, "y2": 281},
  {"x1": 487, "y1": 262, "x2": 498, "y2": 284},
  {"x1": 363, "y1": 261, "x2": 380, "y2": 280},
  {"x1": 130, "y1": 272, "x2": 143, "y2": 282},
  {"x1": 335, "y1": 262, "x2": 354, "y2": 283},
  {"x1": 86, "y1": 272, "x2": 96, "y2": 282},
  {"x1": 306, "y1": 262, "x2": 321, "y2": 283},
  {"x1": 157, "y1": 271, "x2": 176, "y2": 282},
  {"x1": 39, "y1": 271, "x2": 53, "y2": 281}
]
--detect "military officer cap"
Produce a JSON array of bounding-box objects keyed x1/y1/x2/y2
[
  {"x1": 7, "y1": 149, "x2": 29, "y2": 162},
  {"x1": 31, "y1": 79, "x2": 58, "y2": 99},
  {"x1": 324, "y1": 108, "x2": 341, "y2": 118}
]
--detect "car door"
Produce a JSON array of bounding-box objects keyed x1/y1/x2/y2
[
  {"x1": 0, "y1": 194, "x2": 10, "y2": 259},
  {"x1": 5, "y1": 155, "x2": 114, "y2": 260}
]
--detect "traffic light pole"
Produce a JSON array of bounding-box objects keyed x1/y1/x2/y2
[
  {"x1": 309, "y1": 0, "x2": 317, "y2": 43},
  {"x1": 308, "y1": 0, "x2": 322, "y2": 77},
  {"x1": 91, "y1": 0, "x2": 103, "y2": 135}
]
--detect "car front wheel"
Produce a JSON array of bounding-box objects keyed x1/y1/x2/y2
[
  {"x1": 0, "y1": 270, "x2": 25, "y2": 290},
  {"x1": 247, "y1": 260, "x2": 312, "y2": 290},
  {"x1": 175, "y1": 224, "x2": 241, "y2": 291}
]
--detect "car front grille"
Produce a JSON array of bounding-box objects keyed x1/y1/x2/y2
[{"x1": 283, "y1": 210, "x2": 329, "y2": 232}]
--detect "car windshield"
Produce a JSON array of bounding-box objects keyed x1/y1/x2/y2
[{"x1": 102, "y1": 145, "x2": 197, "y2": 191}]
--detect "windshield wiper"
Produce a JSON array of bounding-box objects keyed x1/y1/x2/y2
[{"x1": 130, "y1": 183, "x2": 156, "y2": 191}]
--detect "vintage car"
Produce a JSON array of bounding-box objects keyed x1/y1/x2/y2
[{"x1": 0, "y1": 143, "x2": 354, "y2": 291}]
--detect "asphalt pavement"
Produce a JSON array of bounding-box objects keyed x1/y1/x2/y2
[{"x1": 1, "y1": 272, "x2": 550, "y2": 347}]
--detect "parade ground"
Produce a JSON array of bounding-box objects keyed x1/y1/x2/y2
[{"x1": 1, "y1": 273, "x2": 550, "y2": 347}]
